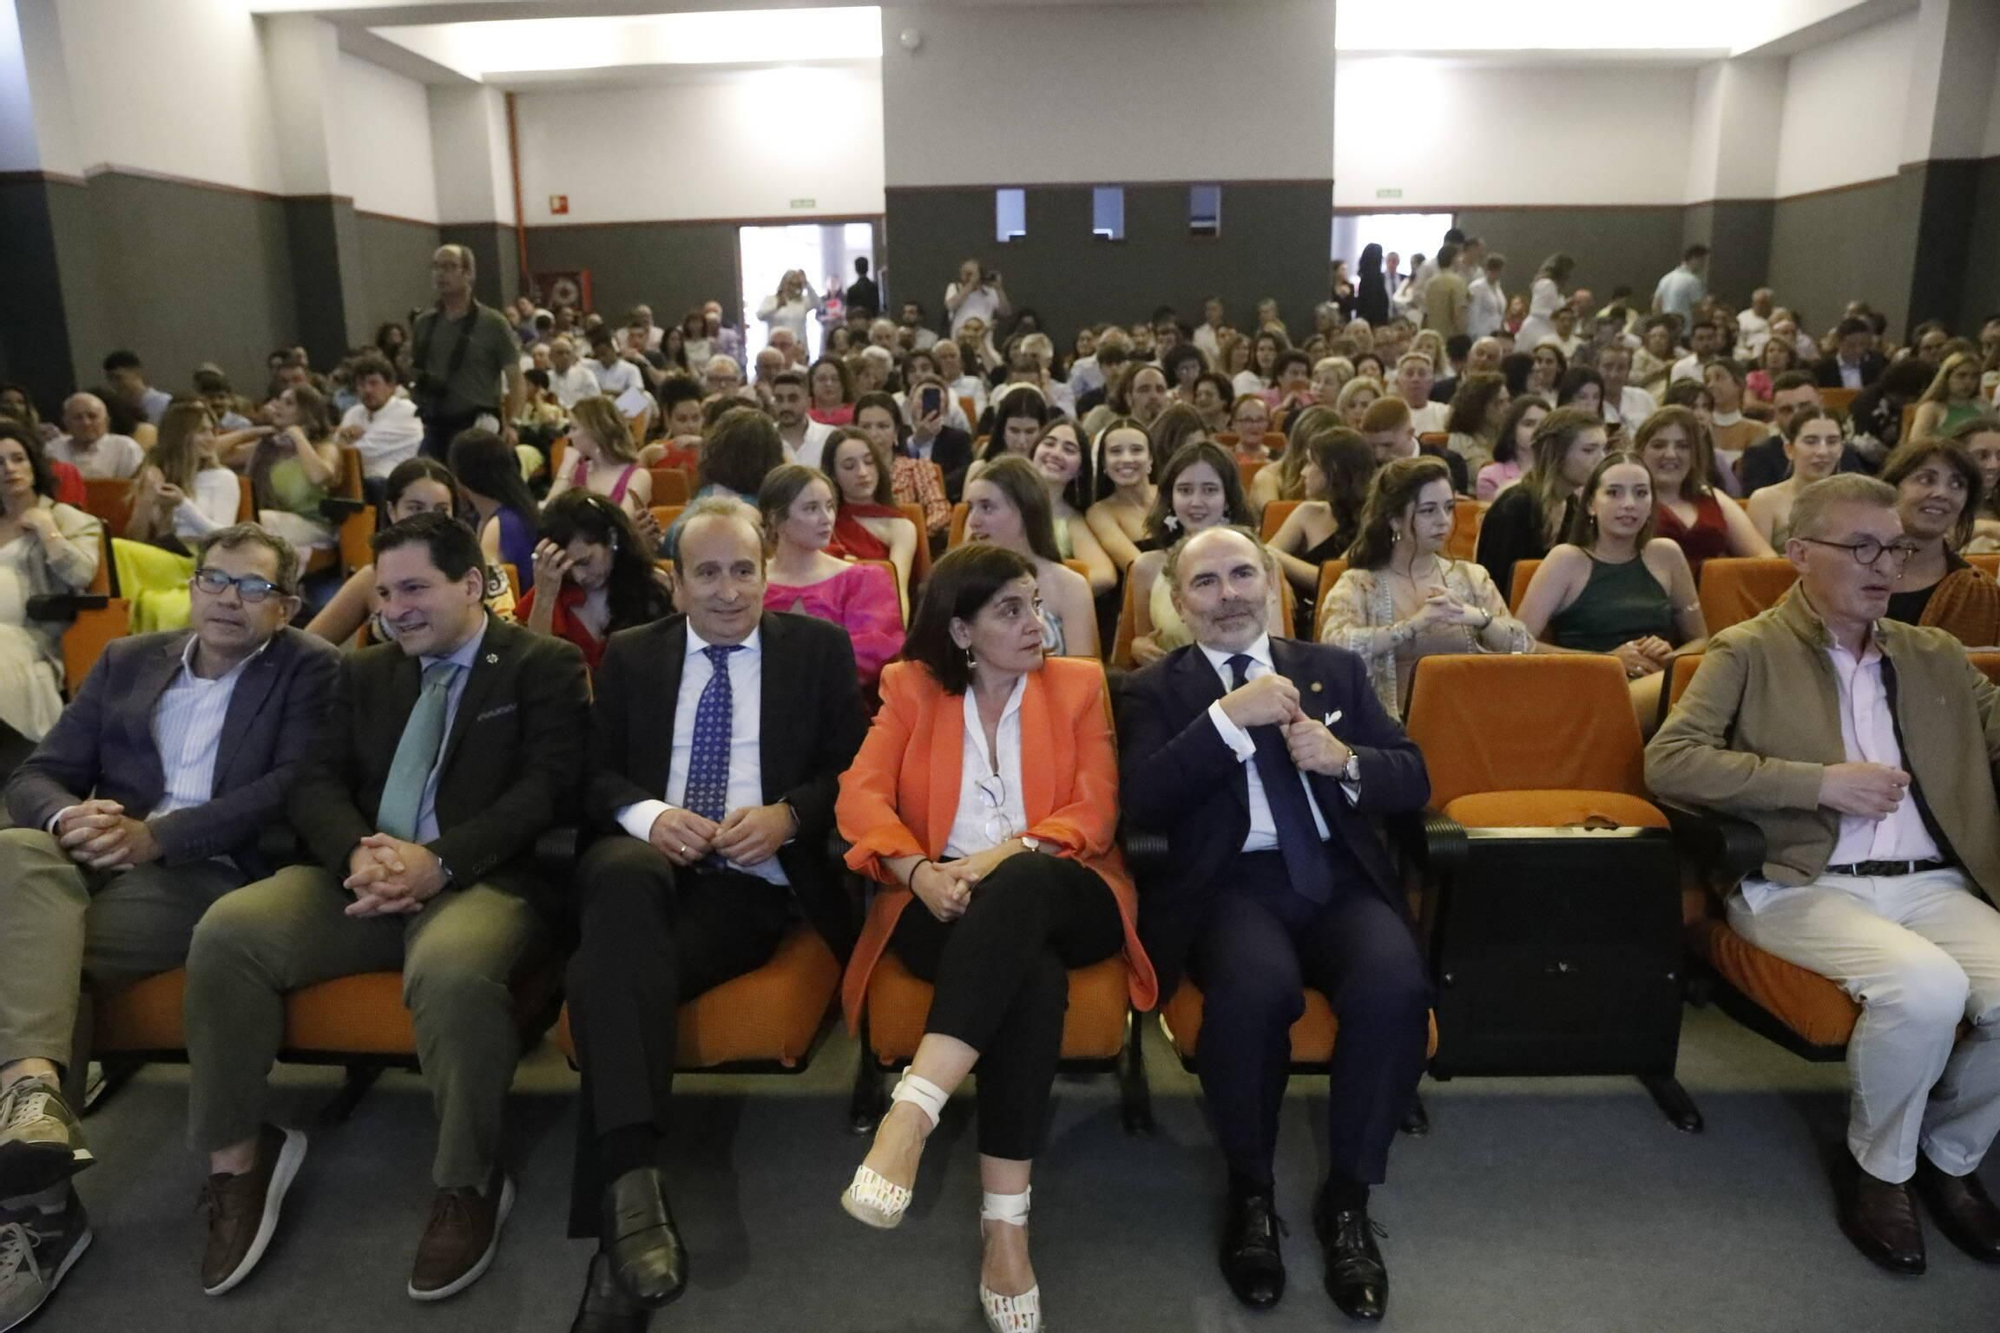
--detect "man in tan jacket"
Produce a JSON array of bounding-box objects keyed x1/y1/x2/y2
[{"x1": 1649, "y1": 474, "x2": 2000, "y2": 1278}]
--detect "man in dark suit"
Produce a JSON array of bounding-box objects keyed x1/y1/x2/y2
[
  {"x1": 1118, "y1": 526, "x2": 1432, "y2": 1324},
  {"x1": 564, "y1": 498, "x2": 865, "y2": 1332},
  {"x1": 182, "y1": 512, "x2": 588, "y2": 1304},
  {"x1": 0, "y1": 525, "x2": 335, "y2": 1329},
  {"x1": 1815, "y1": 317, "x2": 1889, "y2": 390}
]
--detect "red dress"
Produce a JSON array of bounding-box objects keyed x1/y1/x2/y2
[
  {"x1": 514, "y1": 582, "x2": 607, "y2": 672},
  {"x1": 1655, "y1": 493, "x2": 1729, "y2": 578}
]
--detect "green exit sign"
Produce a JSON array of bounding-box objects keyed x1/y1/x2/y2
[
  {"x1": 1376, "y1": 188, "x2": 1403, "y2": 199},
  {"x1": 790, "y1": 198, "x2": 816, "y2": 209}
]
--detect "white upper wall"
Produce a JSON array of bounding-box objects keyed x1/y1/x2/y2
[
  {"x1": 1774, "y1": 11, "x2": 1914, "y2": 196},
  {"x1": 333, "y1": 52, "x2": 438, "y2": 220},
  {"x1": 881, "y1": 1, "x2": 1334, "y2": 188},
  {"x1": 514, "y1": 65, "x2": 885, "y2": 224},
  {"x1": 1334, "y1": 60, "x2": 1698, "y2": 207}
]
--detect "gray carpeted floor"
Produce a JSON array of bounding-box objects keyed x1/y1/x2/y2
[{"x1": 24, "y1": 1005, "x2": 1995, "y2": 1332}]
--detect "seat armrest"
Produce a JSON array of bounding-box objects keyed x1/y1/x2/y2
[
  {"x1": 1120, "y1": 828, "x2": 1170, "y2": 875},
  {"x1": 1661, "y1": 801, "x2": 1766, "y2": 882},
  {"x1": 1400, "y1": 809, "x2": 1468, "y2": 877},
  {"x1": 319, "y1": 496, "x2": 368, "y2": 522},
  {"x1": 26, "y1": 593, "x2": 109, "y2": 623}
]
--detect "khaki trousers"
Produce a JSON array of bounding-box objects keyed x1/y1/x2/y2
[
  {"x1": 183, "y1": 864, "x2": 544, "y2": 1189},
  {"x1": 0, "y1": 826, "x2": 243, "y2": 1074}
]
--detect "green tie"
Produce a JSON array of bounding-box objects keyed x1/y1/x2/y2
[{"x1": 377, "y1": 661, "x2": 462, "y2": 842}]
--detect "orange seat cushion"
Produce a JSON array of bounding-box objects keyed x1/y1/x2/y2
[
  {"x1": 1690, "y1": 917, "x2": 1858, "y2": 1047},
  {"x1": 1160, "y1": 983, "x2": 1439, "y2": 1063},
  {"x1": 1442, "y1": 790, "x2": 1669, "y2": 830},
  {"x1": 555, "y1": 927, "x2": 839, "y2": 1070},
  {"x1": 866, "y1": 952, "x2": 1129, "y2": 1063},
  {"x1": 93, "y1": 968, "x2": 190, "y2": 1053}
]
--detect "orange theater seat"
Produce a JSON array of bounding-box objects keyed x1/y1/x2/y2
[
  {"x1": 1969, "y1": 553, "x2": 2000, "y2": 581},
  {"x1": 1697, "y1": 558, "x2": 1797, "y2": 632},
  {"x1": 1159, "y1": 983, "x2": 1439, "y2": 1066},
  {"x1": 1312, "y1": 559, "x2": 1349, "y2": 641},
  {"x1": 1260, "y1": 500, "x2": 1300, "y2": 543},
  {"x1": 1972, "y1": 651, "x2": 2000, "y2": 686},
  {"x1": 1238, "y1": 459, "x2": 1266, "y2": 489},
  {"x1": 649, "y1": 467, "x2": 691, "y2": 506},
  {"x1": 554, "y1": 926, "x2": 839, "y2": 1070},
  {"x1": 1507, "y1": 557, "x2": 1541, "y2": 614},
  {"x1": 1445, "y1": 500, "x2": 1485, "y2": 562},
  {"x1": 80, "y1": 478, "x2": 135, "y2": 534},
  {"x1": 1111, "y1": 575, "x2": 1139, "y2": 669},
  {"x1": 947, "y1": 501, "x2": 970, "y2": 548},
  {"x1": 863, "y1": 952, "x2": 1131, "y2": 1064},
  {"x1": 1686, "y1": 917, "x2": 1859, "y2": 1049}
]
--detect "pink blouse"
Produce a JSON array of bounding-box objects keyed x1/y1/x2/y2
[{"x1": 763, "y1": 561, "x2": 904, "y2": 695}]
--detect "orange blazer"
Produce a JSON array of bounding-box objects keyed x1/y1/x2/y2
[{"x1": 837, "y1": 656, "x2": 1159, "y2": 1029}]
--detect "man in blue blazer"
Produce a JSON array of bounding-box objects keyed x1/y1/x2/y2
[
  {"x1": 0, "y1": 524, "x2": 336, "y2": 1330},
  {"x1": 1118, "y1": 526, "x2": 1431, "y2": 1324}
]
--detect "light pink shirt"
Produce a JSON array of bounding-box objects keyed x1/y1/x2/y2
[{"x1": 1825, "y1": 637, "x2": 1940, "y2": 866}]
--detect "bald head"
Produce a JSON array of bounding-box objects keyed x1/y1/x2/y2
[
  {"x1": 1168, "y1": 525, "x2": 1270, "y2": 652},
  {"x1": 62, "y1": 393, "x2": 108, "y2": 443}
]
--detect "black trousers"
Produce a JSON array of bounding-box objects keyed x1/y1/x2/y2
[
  {"x1": 888, "y1": 852, "x2": 1123, "y2": 1161},
  {"x1": 418, "y1": 408, "x2": 487, "y2": 462},
  {"x1": 565, "y1": 837, "x2": 790, "y2": 1234},
  {"x1": 1189, "y1": 851, "x2": 1430, "y2": 1190}
]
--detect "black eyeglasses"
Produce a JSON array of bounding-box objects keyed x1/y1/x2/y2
[
  {"x1": 191, "y1": 568, "x2": 284, "y2": 602},
  {"x1": 1795, "y1": 537, "x2": 1922, "y2": 568}
]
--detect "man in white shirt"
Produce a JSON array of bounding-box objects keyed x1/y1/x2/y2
[
  {"x1": 1736, "y1": 288, "x2": 1775, "y2": 359},
  {"x1": 1466, "y1": 254, "x2": 1507, "y2": 339},
  {"x1": 767, "y1": 327, "x2": 808, "y2": 371},
  {"x1": 547, "y1": 338, "x2": 601, "y2": 411},
  {"x1": 931, "y1": 339, "x2": 987, "y2": 421},
  {"x1": 1670, "y1": 319, "x2": 1723, "y2": 384},
  {"x1": 769, "y1": 372, "x2": 834, "y2": 471},
  {"x1": 1649, "y1": 474, "x2": 2000, "y2": 1278},
  {"x1": 1652, "y1": 245, "x2": 1709, "y2": 322},
  {"x1": 48, "y1": 394, "x2": 143, "y2": 479},
  {"x1": 944, "y1": 259, "x2": 1010, "y2": 338},
  {"x1": 1193, "y1": 297, "x2": 1227, "y2": 359},
  {"x1": 1596, "y1": 345, "x2": 1656, "y2": 431},
  {"x1": 1394, "y1": 354, "x2": 1450, "y2": 435},
  {"x1": 897, "y1": 301, "x2": 938, "y2": 352},
  {"x1": 335, "y1": 356, "x2": 423, "y2": 481},
  {"x1": 587, "y1": 330, "x2": 645, "y2": 404}
]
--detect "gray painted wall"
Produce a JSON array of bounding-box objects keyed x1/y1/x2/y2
[
  {"x1": 1448, "y1": 207, "x2": 1685, "y2": 314},
  {"x1": 1965, "y1": 158, "x2": 2000, "y2": 335},
  {"x1": 355, "y1": 213, "x2": 442, "y2": 339},
  {"x1": 1682, "y1": 201, "x2": 1775, "y2": 309},
  {"x1": 523, "y1": 222, "x2": 741, "y2": 329},
  {"x1": 887, "y1": 183, "x2": 1330, "y2": 347},
  {"x1": 1766, "y1": 174, "x2": 1918, "y2": 339}
]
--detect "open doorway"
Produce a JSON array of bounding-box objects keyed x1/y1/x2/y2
[
  {"x1": 738, "y1": 222, "x2": 875, "y2": 362},
  {"x1": 1331, "y1": 212, "x2": 1456, "y2": 294}
]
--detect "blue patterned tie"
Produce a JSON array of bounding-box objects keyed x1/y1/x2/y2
[
  {"x1": 681, "y1": 644, "x2": 742, "y2": 826},
  {"x1": 1228, "y1": 653, "x2": 1333, "y2": 904}
]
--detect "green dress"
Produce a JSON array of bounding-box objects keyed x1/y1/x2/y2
[{"x1": 1546, "y1": 553, "x2": 1674, "y2": 653}]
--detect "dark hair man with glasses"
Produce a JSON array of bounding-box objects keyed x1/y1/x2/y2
[
  {"x1": 0, "y1": 523, "x2": 336, "y2": 1330},
  {"x1": 1651, "y1": 473, "x2": 2000, "y2": 1279}
]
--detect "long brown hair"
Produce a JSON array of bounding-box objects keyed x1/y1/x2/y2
[
  {"x1": 824, "y1": 426, "x2": 894, "y2": 506},
  {"x1": 1563, "y1": 450, "x2": 1658, "y2": 547},
  {"x1": 152, "y1": 399, "x2": 214, "y2": 491},
  {"x1": 1520, "y1": 406, "x2": 1606, "y2": 544},
  {"x1": 1348, "y1": 455, "x2": 1453, "y2": 571},
  {"x1": 1633, "y1": 405, "x2": 1713, "y2": 503},
  {"x1": 1300, "y1": 425, "x2": 1376, "y2": 556}
]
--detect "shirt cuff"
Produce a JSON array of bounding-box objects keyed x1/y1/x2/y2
[
  {"x1": 1207, "y1": 701, "x2": 1256, "y2": 762},
  {"x1": 616, "y1": 799, "x2": 672, "y2": 843},
  {"x1": 47, "y1": 804, "x2": 77, "y2": 835}
]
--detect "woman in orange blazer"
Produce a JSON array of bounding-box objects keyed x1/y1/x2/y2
[{"x1": 835, "y1": 543, "x2": 1157, "y2": 1333}]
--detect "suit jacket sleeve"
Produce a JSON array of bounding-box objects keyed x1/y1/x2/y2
[
  {"x1": 1115, "y1": 665, "x2": 1241, "y2": 833},
  {"x1": 782, "y1": 624, "x2": 866, "y2": 853},
  {"x1": 288, "y1": 659, "x2": 377, "y2": 873},
  {"x1": 3, "y1": 640, "x2": 119, "y2": 830},
  {"x1": 149, "y1": 638, "x2": 339, "y2": 866},
  {"x1": 584, "y1": 632, "x2": 658, "y2": 834},
  {"x1": 1329, "y1": 650, "x2": 1429, "y2": 815},
  {"x1": 428, "y1": 638, "x2": 590, "y2": 884},
  {"x1": 1026, "y1": 666, "x2": 1120, "y2": 858},
  {"x1": 1645, "y1": 631, "x2": 1823, "y2": 812},
  {"x1": 837, "y1": 663, "x2": 927, "y2": 883}
]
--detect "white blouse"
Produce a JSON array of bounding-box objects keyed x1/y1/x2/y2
[{"x1": 943, "y1": 674, "x2": 1029, "y2": 858}]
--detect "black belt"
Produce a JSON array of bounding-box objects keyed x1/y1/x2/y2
[{"x1": 1824, "y1": 859, "x2": 1950, "y2": 878}]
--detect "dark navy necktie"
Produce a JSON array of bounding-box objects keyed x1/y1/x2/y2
[
  {"x1": 1228, "y1": 653, "x2": 1333, "y2": 904},
  {"x1": 682, "y1": 645, "x2": 742, "y2": 866}
]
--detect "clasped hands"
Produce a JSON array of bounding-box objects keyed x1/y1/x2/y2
[
  {"x1": 1613, "y1": 636, "x2": 1674, "y2": 679},
  {"x1": 54, "y1": 800, "x2": 160, "y2": 870},
  {"x1": 647, "y1": 803, "x2": 795, "y2": 869},
  {"x1": 345, "y1": 833, "x2": 448, "y2": 917},
  {"x1": 1217, "y1": 673, "x2": 1353, "y2": 775},
  {"x1": 911, "y1": 844, "x2": 1021, "y2": 923}
]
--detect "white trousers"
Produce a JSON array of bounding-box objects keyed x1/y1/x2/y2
[{"x1": 1730, "y1": 868, "x2": 2000, "y2": 1183}]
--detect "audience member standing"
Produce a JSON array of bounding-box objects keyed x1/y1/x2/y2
[
  {"x1": 1467, "y1": 253, "x2": 1508, "y2": 339},
  {"x1": 756, "y1": 271, "x2": 819, "y2": 354},
  {"x1": 1652, "y1": 245, "x2": 1710, "y2": 322},
  {"x1": 945, "y1": 260, "x2": 1011, "y2": 338},
  {"x1": 410, "y1": 245, "x2": 524, "y2": 462},
  {"x1": 845, "y1": 257, "x2": 882, "y2": 319}
]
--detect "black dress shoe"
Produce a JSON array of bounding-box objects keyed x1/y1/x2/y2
[
  {"x1": 1218, "y1": 1189, "x2": 1286, "y2": 1309},
  {"x1": 1313, "y1": 1195, "x2": 1388, "y2": 1322},
  {"x1": 1840, "y1": 1172, "x2": 1925, "y2": 1276},
  {"x1": 1913, "y1": 1158, "x2": 2000, "y2": 1265},
  {"x1": 602, "y1": 1166, "x2": 686, "y2": 1307},
  {"x1": 569, "y1": 1251, "x2": 651, "y2": 1333}
]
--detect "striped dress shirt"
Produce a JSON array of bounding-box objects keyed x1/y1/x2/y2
[{"x1": 150, "y1": 638, "x2": 265, "y2": 816}]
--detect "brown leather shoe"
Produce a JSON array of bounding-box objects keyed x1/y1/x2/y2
[
  {"x1": 1840, "y1": 1170, "x2": 1926, "y2": 1276},
  {"x1": 201, "y1": 1124, "x2": 307, "y2": 1296},
  {"x1": 1914, "y1": 1158, "x2": 2000, "y2": 1264},
  {"x1": 408, "y1": 1166, "x2": 515, "y2": 1302}
]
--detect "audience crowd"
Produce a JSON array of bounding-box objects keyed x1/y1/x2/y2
[{"x1": 4, "y1": 229, "x2": 2000, "y2": 1332}]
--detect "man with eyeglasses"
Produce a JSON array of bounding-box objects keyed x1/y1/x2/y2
[
  {"x1": 560, "y1": 499, "x2": 864, "y2": 1329},
  {"x1": 1651, "y1": 474, "x2": 2000, "y2": 1279},
  {"x1": 0, "y1": 524, "x2": 336, "y2": 1330}
]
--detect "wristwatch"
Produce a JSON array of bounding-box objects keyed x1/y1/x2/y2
[
  {"x1": 1341, "y1": 753, "x2": 1361, "y2": 783},
  {"x1": 1021, "y1": 836, "x2": 1046, "y2": 854}
]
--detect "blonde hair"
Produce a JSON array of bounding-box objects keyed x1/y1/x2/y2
[
  {"x1": 1921, "y1": 351, "x2": 1981, "y2": 406},
  {"x1": 570, "y1": 396, "x2": 638, "y2": 464}
]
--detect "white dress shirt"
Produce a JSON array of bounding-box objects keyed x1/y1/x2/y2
[
  {"x1": 948, "y1": 283, "x2": 1002, "y2": 337},
  {"x1": 1407, "y1": 400, "x2": 1450, "y2": 435},
  {"x1": 339, "y1": 396, "x2": 424, "y2": 479},
  {"x1": 1607, "y1": 385, "x2": 1658, "y2": 428},
  {"x1": 549, "y1": 363, "x2": 602, "y2": 410},
  {"x1": 1467, "y1": 277, "x2": 1506, "y2": 339},
  {"x1": 1198, "y1": 635, "x2": 1358, "y2": 853},
  {"x1": 413, "y1": 616, "x2": 488, "y2": 846},
  {"x1": 590, "y1": 357, "x2": 644, "y2": 401},
  {"x1": 1670, "y1": 352, "x2": 1705, "y2": 385},
  {"x1": 150, "y1": 636, "x2": 266, "y2": 817},
  {"x1": 784, "y1": 418, "x2": 836, "y2": 472},
  {"x1": 48, "y1": 433, "x2": 144, "y2": 479},
  {"x1": 1736, "y1": 308, "x2": 1771, "y2": 355},
  {"x1": 943, "y1": 674, "x2": 1028, "y2": 858},
  {"x1": 615, "y1": 626, "x2": 788, "y2": 886}
]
